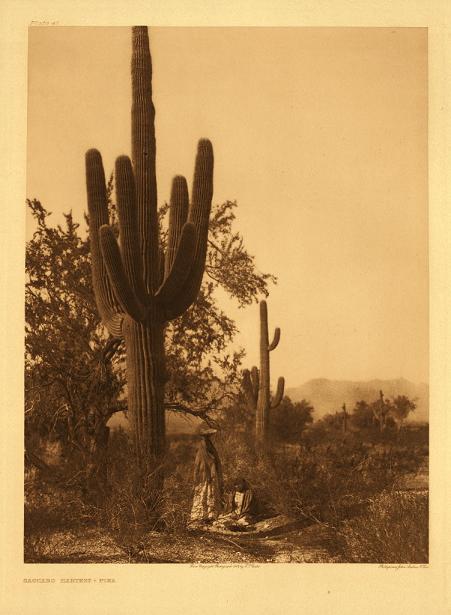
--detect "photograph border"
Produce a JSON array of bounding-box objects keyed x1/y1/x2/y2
[{"x1": 2, "y1": 1, "x2": 450, "y2": 614}]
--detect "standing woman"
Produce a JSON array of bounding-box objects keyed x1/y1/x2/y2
[{"x1": 189, "y1": 423, "x2": 224, "y2": 525}]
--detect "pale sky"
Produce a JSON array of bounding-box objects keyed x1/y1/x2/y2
[{"x1": 27, "y1": 26, "x2": 428, "y2": 386}]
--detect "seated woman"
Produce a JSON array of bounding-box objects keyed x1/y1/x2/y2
[{"x1": 220, "y1": 478, "x2": 258, "y2": 527}]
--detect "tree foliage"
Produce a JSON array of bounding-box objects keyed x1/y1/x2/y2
[
  {"x1": 350, "y1": 396, "x2": 416, "y2": 432},
  {"x1": 161, "y1": 199, "x2": 276, "y2": 422},
  {"x1": 25, "y1": 195, "x2": 275, "y2": 447},
  {"x1": 349, "y1": 400, "x2": 374, "y2": 430},
  {"x1": 269, "y1": 397, "x2": 314, "y2": 443},
  {"x1": 387, "y1": 395, "x2": 416, "y2": 429},
  {"x1": 25, "y1": 200, "x2": 125, "y2": 445}
]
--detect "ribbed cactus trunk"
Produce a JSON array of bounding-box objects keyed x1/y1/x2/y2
[
  {"x1": 242, "y1": 301, "x2": 284, "y2": 451},
  {"x1": 256, "y1": 302, "x2": 272, "y2": 443},
  {"x1": 124, "y1": 319, "x2": 166, "y2": 463},
  {"x1": 85, "y1": 27, "x2": 213, "y2": 475}
]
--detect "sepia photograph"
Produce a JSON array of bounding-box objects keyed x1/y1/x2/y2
[{"x1": 24, "y1": 25, "x2": 429, "y2": 565}]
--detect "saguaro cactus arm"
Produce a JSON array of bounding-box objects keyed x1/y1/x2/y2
[
  {"x1": 165, "y1": 176, "x2": 189, "y2": 276},
  {"x1": 115, "y1": 155, "x2": 146, "y2": 301},
  {"x1": 98, "y1": 225, "x2": 147, "y2": 322},
  {"x1": 155, "y1": 223, "x2": 196, "y2": 306},
  {"x1": 87, "y1": 144, "x2": 212, "y2": 328},
  {"x1": 271, "y1": 376, "x2": 285, "y2": 409},
  {"x1": 164, "y1": 140, "x2": 214, "y2": 320},
  {"x1": 85, "y1": 149, "x2": 124, "y2": 337},
  {"x1": 268, "y1": 327, "x2": 281, "y2": 351}
]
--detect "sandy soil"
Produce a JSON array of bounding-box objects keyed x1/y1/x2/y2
[{"x1": 25, "y1": 520, "x2": 343, "y2": 564}]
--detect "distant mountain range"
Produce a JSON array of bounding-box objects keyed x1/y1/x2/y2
[
  {"x1": 286, "y1": 378, "x2": 429, "y2": 422},
  {"x1": 108, "y1": 377, "x2": 429, "y2": 433}
]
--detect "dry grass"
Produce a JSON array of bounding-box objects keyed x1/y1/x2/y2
[
  {"x1": 24, "y1": 427, "x2": 428, "y2": 564},
  {"x1": 337, "y1": 490, "x2": 428, "y2": 563}
]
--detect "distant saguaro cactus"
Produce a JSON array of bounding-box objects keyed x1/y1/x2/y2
[
  {"x1": 342, "y1": 402, "x2": 348, "y2": 433},
  {"x1": 85, "y1": 26, "x2": 213, "y2": 471},
  {"x1": 372, "y1": 390, "x2": 389, "y2": 432},
  {"x1": 242, "y1": 301, "x2": 284, "y2": 449}
]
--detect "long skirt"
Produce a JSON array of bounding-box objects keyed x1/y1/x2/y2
[{"x1": 190, "y1": 480, "x2": 222, "y2": 522}]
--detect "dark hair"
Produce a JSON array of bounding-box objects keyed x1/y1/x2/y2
[{"x1": 234, "y1": 478, "x2": 248, "y2": 491}]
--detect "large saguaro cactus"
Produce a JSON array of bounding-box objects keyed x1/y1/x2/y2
[
  {"x1": 85, "y1": 26, "x2": 213, "y2": 469},
  {"x1": 242, "y1": 301, "x2": 284, "y2": 449}
]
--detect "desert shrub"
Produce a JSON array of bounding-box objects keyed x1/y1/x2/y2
[
  {"x1": 25, "y1": 418, "x2": 428, "y2": 562},
  {"x1": 158, "y1": 437, "x2": 198, "y2": 533},
  {"x1": 24, "y1": 464, "x2": 97, "y2": 528},
  {"x1": 24, "y1": 426, "x2": 196, "y2": 560},
  {"x1": 214, "y1": 430, "x2": 276, "y2": 511},
  {"x1": 337, "y1": 490, "x2": 428, "y2": 563},
  {"x1": 269, "y1": 397, "x2": 314, "y2": 443},
  {"x1": 214, "y1": 428, "x2": 426, "y2": 528},
  {"x1": 399, "y1": 424, "x2": 429, "y2": 448},
  {"x1": 99, "y1": 429, "x2": 162, "y2": 555},
  {"x1": 100, "y1": 430, "x2": 198, "y2": 552},
  {"x1": 24, "y1": 466, "x2": 97, "y2": 562},
  {"x1": 265, "y1": 442, "x2": 395, "y2": 525}
]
